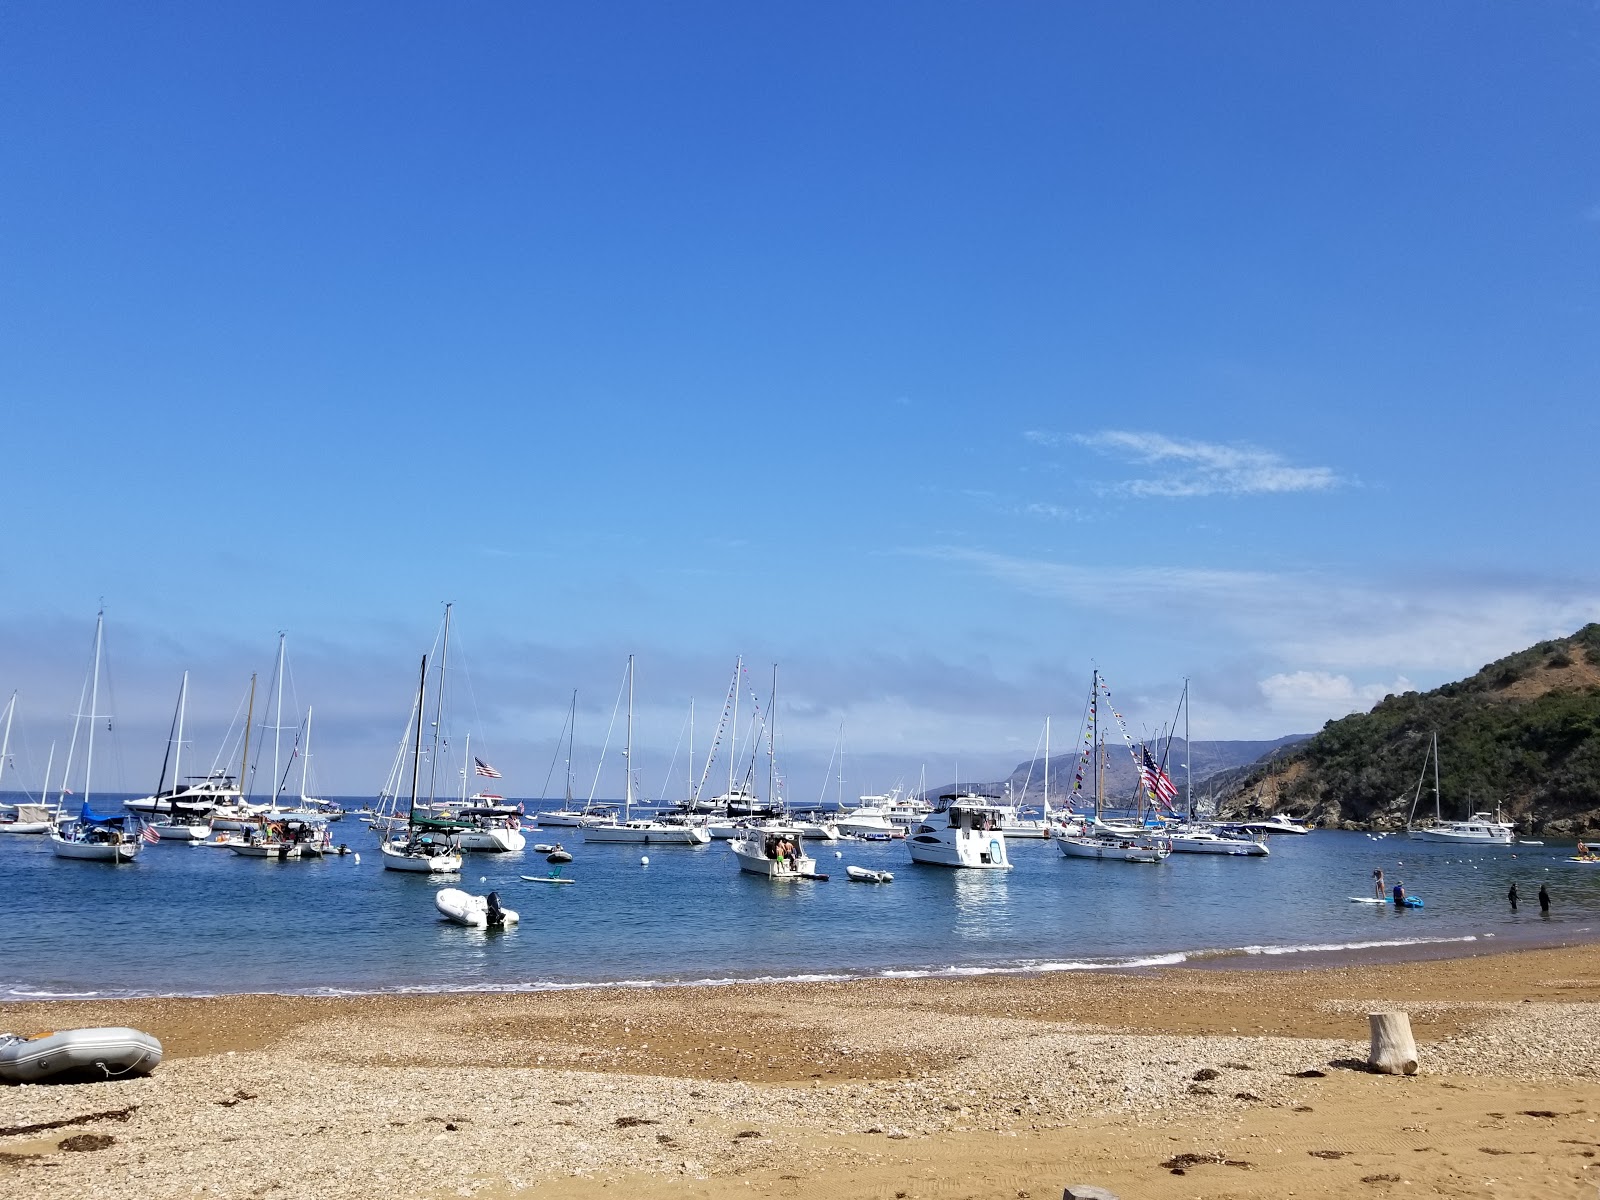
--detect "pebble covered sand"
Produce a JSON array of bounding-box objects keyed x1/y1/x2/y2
[{"x1": 4, "y1": 945, "x2": 1600, "y2": 1199}]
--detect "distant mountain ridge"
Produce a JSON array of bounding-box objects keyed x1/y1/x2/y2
[{"x1": 931, "y1": 734, "x2": 1312, "y2": 810}]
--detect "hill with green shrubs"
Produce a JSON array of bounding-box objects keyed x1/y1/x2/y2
[{"x1": 1215, "y1": 623, "x2": 1600, "y2": 833}]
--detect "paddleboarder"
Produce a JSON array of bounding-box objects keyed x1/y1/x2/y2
[{"x1": 1373, "y1": 868, "x2": 1386, "y2": 899}]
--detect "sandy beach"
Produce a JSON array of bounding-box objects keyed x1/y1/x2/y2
[{"x1": 4, "y1": 943, "x2": 1599, "y2": 1199}]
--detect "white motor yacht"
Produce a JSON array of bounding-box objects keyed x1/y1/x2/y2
[
  {"x1": 1164, "y1": 825, "x2": 1268, "y2": 856},
  {"x1": 906, "y1": 799, "x2": 1012, "y2": 869},
  {"x1": 1239, "y1": 814, "x2": 1313, "y2": 836},
  {"x1": 729, "y1": 823, "x2": 818, "y2": 879}
]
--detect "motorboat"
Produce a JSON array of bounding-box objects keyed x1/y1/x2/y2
[
  {"x1": 0, "y1": 1027, "x2": 162, "y2": 1083},
  {"x1": 906, "y1": 798, "x2": 1012, "y2": 869},
  {"x1": 729, "y1": 822, "x2": 820, "y2": 879},
  {"x1": 1164, "y1": 825, "x2": 1269, "y2": 856},
  {"x1": 149, "y1": 814, "x2": 214, "y2": 842},
  {"x1": 452, "y1": 804, "x2": 528, "y2": 852},
  {"x1": 434, "y1": 887, "x2": 519, "y2": 929},
  {"x1": 583, "y1": 818, "x2": 711, "y2": 845},
  {"x1": 1239, "y1": 814, "x2": 1313, "y2": 836}
]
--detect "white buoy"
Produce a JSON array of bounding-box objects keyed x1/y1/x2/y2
[
  {"x1": 353, "y1": 853, "x2": 361, "y2": 864},
  {"x1": 835, "y1": 851, "x2": 843, "y2": 858},
  {"x1": 480, "y1": 876, "x2": 487, "y2": 882},
  {"x1": 641, "y1": 855, "x2": 649, "y2": 866}
]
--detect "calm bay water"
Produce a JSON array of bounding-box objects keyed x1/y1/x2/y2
[{"x1": 5, "y1": 796, "x2": 1597, "y2": 999}]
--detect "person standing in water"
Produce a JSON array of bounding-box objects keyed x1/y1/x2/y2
[
  {"x1": 1508, "y1": 882, "x2": 1519, "y2": 910},
  {"x1": 1539, "y1": 883, "x2": 1551, "y2": 914},
  {"x1": 1393, "y1": 880, "x2": 1406, "y2": 906},
  {"x1": 1373, "y1": 868, "x2": 1386, "y2": 899}
]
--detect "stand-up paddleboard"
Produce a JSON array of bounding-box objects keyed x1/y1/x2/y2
[
  {"x1": 1349, "y1": 895, "x2": 1424, "y2": 907},
  {"x1": 522, "y1": 874, "x2": 576, "y2": 885},
  {"x1": 1349, "y1": 896, "x2": 1387, "y2": 904}
]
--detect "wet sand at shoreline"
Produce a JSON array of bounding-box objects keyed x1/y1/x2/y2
[{"x1": 4, "y1": 942, "x2": 1599, "y2": 1198}]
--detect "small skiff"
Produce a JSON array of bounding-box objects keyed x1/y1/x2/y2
[
  {"x1": 545, "y1": 849, "x2": 573, "y2": 864},
  {"x1": 846, "y1": 865, "x2": 894, "y2": 883},
  {"x1": 435, "y1": 888, "x2": 520, "y2": 929},
  {"x1": 0, "y1": 1026, "x2": 162, "y2": 1084}
]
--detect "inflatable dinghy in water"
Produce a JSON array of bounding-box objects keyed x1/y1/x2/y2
[
  {"x1": 435, "y1": 887, "x2": 520, "y2": 929},
  {"x1": 846, "y1": 865, "x2": 894, "y2": 883},
  {"x1": 0, "y1": 1027, "x2": 162, "y2": 1084}
]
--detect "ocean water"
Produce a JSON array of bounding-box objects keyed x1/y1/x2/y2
[{"x1": 4, "y1": 797, "x2": 1597, "y2": 999}]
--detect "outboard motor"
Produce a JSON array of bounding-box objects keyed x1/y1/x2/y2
[{"x1": 485, "y1": 891, "x2": 505, "y2": 928}]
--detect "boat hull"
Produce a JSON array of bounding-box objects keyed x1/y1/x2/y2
[
  {"x1": 456, "y1": 826, "x2": 527, "y2": 852},
  {"x1": 582, "y1": 822, "x2": 710, "y2": 845},
  {"x1": 1406, "y1": 826, "x2": 1515, "y2": 844},
  {"x1": 730, "y1": 843, "x2": 816, "y2": 878},
  {"x1": 379, "y1": 841, "x2": 462, "y2": 872},
  {"x1": 229, "y1": 843, "x2": 303, "y2": 859},
  {"x1": 48, "y1": 833, "x2": 140, "y2": 862},
  {"x1": 1057, "y1": 836, "x2": 1169, "y2": 863}
]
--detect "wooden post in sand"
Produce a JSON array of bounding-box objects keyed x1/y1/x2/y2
[{"x1": 1368, "y1": 1011, "x2": 1418, "y2": 1075}]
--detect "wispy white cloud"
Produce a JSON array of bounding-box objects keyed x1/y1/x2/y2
[
  {"x1": 916, "y1": 544, "x2": 1600, "y2": 732},
  {"x1": 1258, "y1": 670, "x2": 1415, "y2": 726},
  {"x1": 1039, "y1": 429, "x2": 1341, "y2": 497}
]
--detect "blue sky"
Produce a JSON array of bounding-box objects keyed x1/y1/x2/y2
[{"x1": 3, "y1": 3, "x2": 1597, "y2": 799}]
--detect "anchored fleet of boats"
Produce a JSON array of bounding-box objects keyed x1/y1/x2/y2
[{"x1": 5, "y1": 609, "x2": 1546, "y2": 903}]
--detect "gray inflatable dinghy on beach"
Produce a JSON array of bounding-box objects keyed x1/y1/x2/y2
[{"x1": 0, "y1": 1027, "x2": 163, "y2": 1083}]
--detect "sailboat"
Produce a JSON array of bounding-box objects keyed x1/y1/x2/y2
[
  {"x1": 1405, "y1": 731, "x2": 1515, "y2": 844},
  {"x1": 145, "y1": 674, "x2": 213, "y2": 841},
  {"x1": 1056, "y1": 670, "x2": 1171, "y2": 864},
  {"x1": 49, "y1": 611, "x2": 145, "y2": 863},
  {"x1": 534, "y1": 692, "x2": 614, "y2": 827},
  {"x1": 0, "y1": 697, "x2": 59, "y2": 835},
  {"x1": 583, "y1": 656, "x2": 710, "y2": 845},
  {"x1": 381, "y1": 653, "x2": 465, "y2": 873}
]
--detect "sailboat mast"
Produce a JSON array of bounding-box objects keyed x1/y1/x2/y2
[
  {"x1": 768, "y1": 664, "x2": 777, "y2": 813},
  {"x1": 1043, "y1": 716, "x2": 1050, "y2": 819},
  {"x1": 174, "y1": 672, "x2": 188, "y2": 811},
  {"x1": 84, "y1": 610, "x2": 104, "y2": 807},
  {"x1": 461, "y1": 733, "x2": 471, "y2": 804},
  {"x1": 1092, "y1": 669, "x2": 1101, "y2": 821},
  {"x1": 301, "y1": 706, "x2": 313, "y2": 802},
  {"x1": 271, "y1": 634, "x2": 286, "y2": 811},
  {"x1": 624, "y1": 654, "x2": 634, "y2": 822},
  {"x1": 1440, "y1": 732, "x2": 1452, "y2": 825},
  {"x1": 0, "y1": 692, "x2": 14, "y2": 793},
  {"x1": 240, "y1": 674, "x2": 256, "y2": 801},
  {"x1": 688, "y1": 699, "x2": 694, "y2": 805},
  {"x1": 729, "y1": 655, "x2": 740, "y2": 800},
  {"x1": 428, "y1": 603, "x2": 452, "y2": 807},
  {"x1": 408, "y1": 655, "x2": 427, "y2": 827},
  {"x1": 1183, "y1": 678, "x2": 1192, "y2": 821},
  {"x1": 565, "y1": 690, "x2": 576, "y2": 806},
  {"x1": 43, "y1": 742, "x2": 57, "y2": 820}
]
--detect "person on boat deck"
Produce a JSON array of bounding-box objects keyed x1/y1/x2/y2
[
  {"x1": 1392, "y1": 881, "x2": 1406, "y2": 905},
  {"x1": 1373, "y1": 868, "x2": 1385, "y2": 899}
]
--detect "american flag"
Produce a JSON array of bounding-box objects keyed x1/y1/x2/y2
[
  {"x1": 1139, "y1": 747, "x2": 1179, "y2": 808},
  {"x1": 473, "y1": 757, "x2": 502, "y2": 779},
  {"x1": 141, "y1": 823, "x2": 160, "y2": 844}
]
